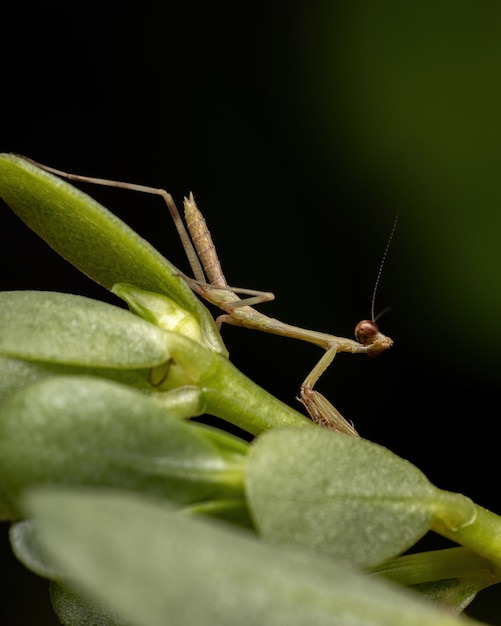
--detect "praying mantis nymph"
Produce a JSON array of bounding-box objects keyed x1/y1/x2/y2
[{"x1": 21, "y1": 157, "x2": 395, "y2": 437}]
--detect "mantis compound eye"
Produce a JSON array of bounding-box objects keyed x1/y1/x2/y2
[
  {"x1": 354, "y1": 320, "x2": 380, "y2": 346},
  {"x1": 355, "y1": 320, "x2": 393, "y2": 357}
]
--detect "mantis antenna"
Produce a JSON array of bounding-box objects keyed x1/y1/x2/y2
[
  {"x1": 354, "y1": 213, "x2": 398, "y2": 352},
  {"x1": 371, "y1": 212, "x2": 399, "y2": 323}
]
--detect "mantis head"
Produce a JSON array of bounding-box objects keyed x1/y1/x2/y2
[{"x1": 354, "y1": 320, "x2": 393, "y2": 357}]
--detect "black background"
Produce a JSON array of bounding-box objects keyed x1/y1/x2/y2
[{"x1": 1, "y1": 2, "x2": 500, "y2": 624}]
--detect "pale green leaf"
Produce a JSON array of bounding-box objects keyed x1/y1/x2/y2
[
  {"x1": 25, "y1": 488, "x2": 482, "y2": 626},
  {"x1": 0, "y1": 291, "x2": 170, "y2": 368},
  {"x1": 413, "y1": 578, "x2": 482, "y2": 613},
  {"x1": 50, "y1": 583, "x2": 127, "y2": 626},
  {"x1": 0, "y1": 483, "x2": 16, "y2": 521},
  {"x1": 0, "y1": 354, "x2": 153, "y2": 412},
  {"x1": 373, "y1": 547, "x2": 501, "y2": 612},
  {"x1": 112, "y1": 283, "x2": 204, "y2": 344},
  {"x1": 0, "y1": 376, "x2": 245, "y2": 513},
  {"x1": 246, "y1": 427, "x2": 440, "y2": 568},
  {"x1": 10, "y1": 519, "x2": 60, "y2": 579}
]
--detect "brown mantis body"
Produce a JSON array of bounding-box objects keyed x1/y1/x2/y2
[
  {"x1": 182, "y1": 195, "x2": 394, "y2": 438},
  {"x1": 23, "y1": 157, "x2": 394, "y2": 437}
]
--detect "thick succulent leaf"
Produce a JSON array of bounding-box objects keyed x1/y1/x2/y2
[
  {"x1": 0, "y1": 291, "x2": 170, "y2": 368},
  {"x1": 413, "y1": 578, "x2": 482, "y2": 613},
  {"x1": 373, "y1": 547, "x2": 501, "y2": 612},
  {"x1": 0, "y1": 376, "x2": 245, "y2": 514},
  {"x1": 112, "y1": 283, "x2": 204, "y2": 344},
  {"x1": 246, "y1": 427, "x2": 443, "y2": 568},
  {"x1": 0, "y1": 355, "x2": 153, "y2": 413},
  {"x1": 50, "y1": 583, "x2": 127, "y2": 626},
  {"x1": 25, "y1": 488, "x2": 483, "y2": 626},
  {"x1": 0, "y1": 153, "x2": 225, "y2": 354},
  {"x1": 10, "y1": 519, "x2": 60, "y2": 580},
  {"x1": 0, "y1": 484, "x2": 16, "y2": 521}
]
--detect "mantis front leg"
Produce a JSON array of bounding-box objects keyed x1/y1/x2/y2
[
  {"x1": 299, "y1": 345, "x2": 360, "y2": 437},
  {"x1": 298, "y1": 319, "x2": 394, "y2": 437}
]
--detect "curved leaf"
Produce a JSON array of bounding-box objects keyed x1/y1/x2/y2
[
  {"x1": 373, "y1": 547, "x2": 501, "y2": 611},
  {"x1": 112, "y1": 283, "x2": 204, "y2": 344},
  {"x1": 10, "y1": 519, "x2": 60, "y2": 580},
  {"x1": 0, "y1": 153, "x2": 225, "y2": 354},
  {"x1": 0, "y1": 376, "x2": 245, "y2": 514},
  {"x1": 246, "y1": 427, "x2": 441, "y2": 568},
  {"x1": 412, "y1": 578, "x2": 490, "y2": 614},
  {"x1": 25, "y1": 488, "x2": 481, "y2": 626},
  {"x1": 50, "y1": 583, "x2": 127, "y2": 626},
  {"x1": 0, "y1": 291, "x2": 170, "y2": 368},
  {"x1": 0, "y1": 483, "x2": 16, "y2": 521},
  {"x1": 0, "y1": 354, "x2": 154, "y2": 412}
]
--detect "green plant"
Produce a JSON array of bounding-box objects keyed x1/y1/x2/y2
[{"x1": 0, "y1": 152, "x2": 500, "y2": 625}]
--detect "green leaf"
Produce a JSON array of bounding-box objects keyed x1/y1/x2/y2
[
  {"x1": 50, "y1": 583, "x2": 127, "y2": 626},
  {"x1": 112, "y1": 283, "x2": 204, "y2": 344},
  {"x1": 0, "y1": 153, "x2": 225, "y2": 355},
  {"x1": 0, "y1": 355, "x2": 154, "y2": 413},
  {"x1": 25, "y1": 488, "x2": 483, "y2": 626},
  {"x1": 413, "y1": 578, "x2": 484, "y2": 614},
  {"x1": 0, "y1": 376, "x2": 245, "y2": 514},
  {"x1": 0, "y1": 291, "x2": 170, "y2": 368},
  {"x1": 0, "y1": 483, "x2": 17, "y2": 521},
  {"x1": 246, "y1": 427, "x2": 442, "y2": 568},
  {"x1": 10, "y1": 519, "x2": 60, "y2": 580},
  {"x1": 373, "y1": 547, "x2": 501, "y2": 612}
]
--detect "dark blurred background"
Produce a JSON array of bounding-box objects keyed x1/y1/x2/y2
[{"x1": 2, "y1": 2, "x2": 501, "y2": 624}]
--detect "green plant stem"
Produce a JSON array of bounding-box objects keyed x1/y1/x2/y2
[
  {"x1": 432, "y1": 503, "x2": 501, "y2": 572},
  {"x1": 202, "y1": 357, "x2": 312, "y2": 435},
  {"x1": 162, "y1": 330, "x2": 311, "y2": 435}
]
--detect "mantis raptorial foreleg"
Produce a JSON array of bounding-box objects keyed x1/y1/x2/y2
[
  {"x1": 299, "y1": 346, "x2": 360, "y2": 437},
  {"x1": 21, "y1": 157, "x2": 394, "y2": 436}
]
